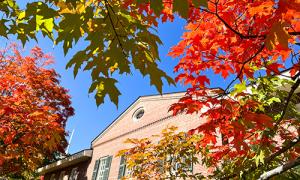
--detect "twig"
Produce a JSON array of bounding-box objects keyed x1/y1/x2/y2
[
  {"x1": 258, "y1": 157, "x2": 300, "y2": 180},
  {"x1": 223, "y1": 45, "x2": 265, "y2": 94},
  {"x1": 104, "y1": 0, "x2": 128, "y2": 58},
  {"x1": 222, "y1": 137, "x2": 300, "y2": 179},
  {"x1": 274, "y1": 75, "x2": 300, "y2": 127}
]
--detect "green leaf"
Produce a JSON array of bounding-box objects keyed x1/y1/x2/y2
[
  {"x1": 147, "y1": 63, "x2": 175, "y2": 94},
  {"x1": 94, "y1": 78, "x2": 121, "y2": 107},
  {"x1": 43, "y1": 18, "x2": 54, "y2": 33},
  {"x1": 66, "y1": 50, "x2": 87, "y2": 77},
  {"x1": 7, "y1": 0, "x2": 17, "y2": 9},
  {"x1": 232, "y1": 81, "x2": 247, "y2": 95},
  {"x1": 18, "y1": 11, "x2": 26, "y2": 20},
  {"x1": 173, "y1": 0, "x2": 189, "y2": 19},
  {"x1": 192, "y1": 0, "x2": 208, "y2": 8},
  {"x1": 150, "y1": 0, "x2": 163, "y2": 16},
  {"x1": 267, "y1": 97, "x2": 281, "y2": 105},
  {"x1": 0, "y1": 19, "x2": 8, "y2": 37},
  {"x1": 1, "y1": 0, "x2": 175, "y2": 107},
  {"x1": 258, "y1": 150, "x2": 265, "y2": 165},
  {"x1": 254, "y1": 150, "x2": 265, "y2": 167},
  {"x1": 56, "y1": 13, "x2": 83, "y2": 55}
]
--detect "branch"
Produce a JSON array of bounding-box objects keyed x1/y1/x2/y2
[
  {"x1": 274, "y1": 75, "x2": 300, "y2": 127},
  {"x1": 289, "y1": 32, "x2": 300, "y2": 36},
  {"x1": 104, "y1": 0, "x2": 128, "y2": 58},
  {"x1": 223, "y1": 44, "x2": 265, "y2": 94},
  {"x1": 223, "y1": 73, "x2": 300, "y2": 179},
  {"x1": 215, "y1": 13, "x2": 265, "y2": 39},
  {"x1": 264, "y1": 137, "x2": 300, "y2": 165},
  {"x1": 202, "y1": 2, "x2": 299, "y2": 40},
  {"x1": 258, "y1": 157, "x2": 300, "y2": 180},
  {"x1": 222, "y1": 137, "x2": 300, "y2": 179}
]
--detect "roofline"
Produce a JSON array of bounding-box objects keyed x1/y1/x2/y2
[
  {"x1": 90, "y1": 70, "x2": 299, "y2": 146},
  {"x1": 90, "y1": 96, "x2": 140, "y2": 145},
  {"x1": 37, "y1": 149, "x2": 92, "y2": 174},
  {"x1": 91, "y1": 89, "x2": 223, "y2": 146},
  {"x1": 90, "y1": 91, "x2": 190, "y2": 145}
]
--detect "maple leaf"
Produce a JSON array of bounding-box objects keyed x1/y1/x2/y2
[
  {"x1": 265, "y1": 21, "x2": 291, "y2": 50},
  {"x1": 0, "y1": 45, "x2": 74, "y2": 176},
  {"x1": 243, "y1": 112, "x2": 273, "y2": 128},
  {"x1": 266, "y1": 62, "x2": 285, "y2": 75}
]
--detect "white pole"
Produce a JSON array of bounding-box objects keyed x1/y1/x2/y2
[{"x1": 66, "y1": 129, "x2": 75, "y2": 154}]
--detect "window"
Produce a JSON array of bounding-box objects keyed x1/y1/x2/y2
[
  {"x1": 92, "y1": 159, "x2": 100, "y2": 180},
  {"x1": 132, "y1": 107, "x2": 145, "y2": 122},
  {"x1": 69, "y1": 167, "x2": 79, "y2": 180},
  {"x1": 168, "y1": 155, "x2": 193, "y2": 175},
  {"x1": 118, "y1": 156, "x2": 126, "y2": 179},
  {"x1": 91, "y1": 156, "x2": 112, "y2": 180}
]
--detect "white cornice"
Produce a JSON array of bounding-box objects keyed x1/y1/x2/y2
[{"x1": 37, "y1": 149, "x2": 92, "y2": 174}]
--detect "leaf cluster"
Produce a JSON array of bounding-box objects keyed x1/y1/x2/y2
[
  {"x1": 0, "y1": 0, "x2": 177, "y2": 106},
  {"x1": 117, "y1": 126, "x2": 203, "y2": 180},
  {"x1": 0, "y1": 44, "x2": 74, "y2": 177}
]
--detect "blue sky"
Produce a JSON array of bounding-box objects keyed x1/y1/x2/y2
[
  {"x1": 7, "y1": 18, "x2": 188, "y2": 154},
  {"x1": 60, "y1": 17, "x2": 226, "y2": 153},
  {"x1": 4, "y1": 13, "x2": 227, "y2": 154},
  {"x1": 62, "y1": 19, "x2": 188, "y2": 154},
  {"x1": 9, "y1": 1, "x2": 297, "y2": 156}
]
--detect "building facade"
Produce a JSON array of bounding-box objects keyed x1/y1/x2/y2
[
  {"x1": 39, "y1": 92, "x2": 213, "y2": 179},
  {"x1": 38, "y1": 150, "x2": 92, "y2": 180}
]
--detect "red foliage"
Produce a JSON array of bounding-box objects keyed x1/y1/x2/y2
[
  {"x1": 122, "y1": 0, "x2": 300, "y2": 170},
  {"x1": 0, "y1": 44, "x2": 74, "y2": 175},
  {"x1": 167, "y1": 0, "x2": 300, "y2": 168}
]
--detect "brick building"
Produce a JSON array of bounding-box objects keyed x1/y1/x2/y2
[{"x1": 38, "y1": 92, "x2": 211, "y2": 179}]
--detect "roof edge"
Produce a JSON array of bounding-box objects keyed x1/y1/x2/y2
[
  {"x1": 90, "y1": 91, "x2": 188, "y2": 145},
  {"x1": 37, "y1": 149, "x2": 92, "y2": 174}
]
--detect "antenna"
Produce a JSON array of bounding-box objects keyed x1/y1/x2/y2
[{"x1": 66, "y1": 129, "x2": 75, "y2": 154}]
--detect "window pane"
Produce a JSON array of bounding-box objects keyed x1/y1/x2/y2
[
  {"x1": 69, "y1": 167, "x2": 79, "y2": 180},
  {"x1": 118, "y1": 156, "x2": 126, "y2": 179},
  {"x1": 96, "y1": 156, "x2": 112, "y2": 180}
]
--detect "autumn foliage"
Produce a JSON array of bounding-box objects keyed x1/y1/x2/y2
[
  {"x1": 117, "y1": 126, "x2": 203, "y2": 179},
  {"x1": 120, "y1": 0, "x2": 300, "y2": 178},
  {"x1": 0, "y1": 45, "x2": 74, "y2": 176},
  {"x1": 0, "y1": 0, "x2": 300, "y2": 178}
]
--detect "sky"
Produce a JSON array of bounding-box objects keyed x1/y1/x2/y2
[
  {"x1": 7, "y1": 18, "x2": 190, "y2": 154},
  {"x1": 4, "y1": 3, "x2": 228, "y2": 154},
  {"x1": 61, "y1": 19, "x2": 189, "y2": 154}
]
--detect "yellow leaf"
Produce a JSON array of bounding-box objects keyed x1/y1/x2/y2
[
  {"x1": 56, "y1": 2, "x2": 75, "y2": 14},
  {"x1": 76, "y1": 3, "x2": 86, "y2": 13},
  {"x1": 18, "y1": 11, "x2": 26, "y2": 20}
]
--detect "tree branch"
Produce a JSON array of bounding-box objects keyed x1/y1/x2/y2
[
  {"x1": 265, "y1": 137, "x2": 300, "y2": 165},
  {"x1": 223, "y1": 44, "x2": 265, "y2": 94},
  {"x1": 258, "y1": 157, "x2": 300, "y2": 180},
  {"x1": 274, "y1": 74, "x2": 300, "y2": 127},
  {"x1": 289, "y1": 32, "x2": 300, "y2": 36},
  {"x1": 104, "y1": 0, "x2": 128, "y2": 58},
  {"x1": 201, "y1": 2, "x2": 299, "y2": 40},
  {"x1": 222, "y1": 137, "x2": 300, "y2": 179},
  {"x1": 215, "y1": 13, "x2": 265, "y2": 40},
  {"x1": 223, "y1": 72, "x2": 300, "y2": 179}
]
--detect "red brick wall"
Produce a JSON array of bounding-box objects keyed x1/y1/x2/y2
[{"x1": 87, "y1": 93, "x2": 212, "y2": 179}]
